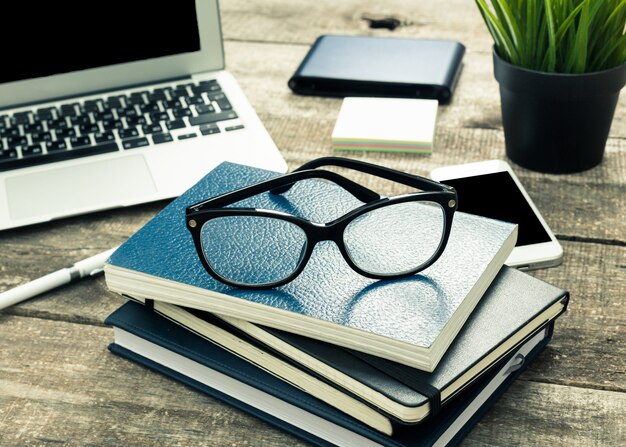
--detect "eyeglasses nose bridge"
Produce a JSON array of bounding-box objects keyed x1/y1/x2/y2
[{"x1": 308, "y1": 221, "x2": 338, "y2": 244}]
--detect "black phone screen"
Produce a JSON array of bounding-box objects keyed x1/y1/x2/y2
[{"x1": 441, "y1": 171, "x2": 552, "y2": 246}]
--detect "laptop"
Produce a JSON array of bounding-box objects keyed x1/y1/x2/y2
[{"x1": 0, "y1": 0, "x2": 287, "y2": 231}]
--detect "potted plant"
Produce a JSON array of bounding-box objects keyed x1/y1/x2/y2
[{"x1": 475, "y1": 0, "x2": 626, "y2": 173}]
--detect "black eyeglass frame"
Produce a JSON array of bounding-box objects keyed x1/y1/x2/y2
[{"x1": 186, "y1": 157, "x2": 458, "y2": 289}]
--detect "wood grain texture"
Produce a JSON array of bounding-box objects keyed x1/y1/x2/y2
[
  {"x1": 0, "y1": 0, "x2": 624, "y2": 445},
  {"x1": 0, "y1": 316, "x2": 309, "y2": 447}
]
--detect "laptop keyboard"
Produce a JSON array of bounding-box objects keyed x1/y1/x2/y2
[{"x1": 0, "y1": 79, "x2": 242, "y2": 171}]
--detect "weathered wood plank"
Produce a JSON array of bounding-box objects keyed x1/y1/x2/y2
[
  {"x1": 0, "y1": 315, "x2": 308, "y2": 447},
  {"x1": 220, "y1": 0, "x2": 496, "y2": 49},
  {"x1": 0, "y1": 316, "x2": 623, "y2": 447},
  {"x1": 464, "y1": 381, "x2": 626, "y2": 447}
]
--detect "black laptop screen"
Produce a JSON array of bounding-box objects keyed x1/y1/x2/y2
[{"x1": 0, "y1": 1, "x2": 201, "y2": 84}]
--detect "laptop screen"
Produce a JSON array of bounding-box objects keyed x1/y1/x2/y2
[{"x1": 1, "y1": 1, "x2": 201, "y2": 84}]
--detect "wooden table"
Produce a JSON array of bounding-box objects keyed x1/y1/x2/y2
[{"x1": 1, "y1": 1, "x2": 624, "y2": 445}]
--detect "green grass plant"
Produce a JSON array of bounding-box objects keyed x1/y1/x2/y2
[{"x1": 475, "y1": 0, "x2": 626, "y2": 73}]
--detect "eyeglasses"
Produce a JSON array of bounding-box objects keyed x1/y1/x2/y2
[{"x1": 186, "y1": 157, "x2": 457, "y2": 289}]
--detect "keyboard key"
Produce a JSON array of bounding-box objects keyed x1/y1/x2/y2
[
  {"x1": 12, "y1": 112, "x2": 31, "y2": 125},
  {"x1": 31, "y1": 132, "x2": 53, "y2": 143},
  {"x1": 22, "y1": 144, "x2": 44, "y2": 157},
  {"x1": 7, "y1": 135, "x2": 28, "y2": 147},
  {"x1": 106, "y1": 96, "x2": 124, "y2": 109},
  {"x1": 69, "y1": 135, "x2": 92, "y2": 148},
  {"x1": 153, "y1": 87, "x2": 172, "y2": 97},
  {"x1": 128, "y1": 92, "x2": 146, "y2": 105},
  {"x1": 101, "y1": 120, "x2": 124, "y2": 131},
  {"x1": 55, "y1": 128, "x2": 76, "y2": 138},
  {"x1": 200, "y1": 124, "x2": 220, "y2": 135},
  {"x1": 35, "y1": 107, "x2": 56, "y2": 121},
  {"x1": 24, "y1": 122, "x2": 44, "y2": 134},
  {"x1": 59, "y1": 103, "x2": 78, "y2": 116},
  {"x1": 142, "y1": 124, "x2": 163, "y2": 134},
  {"x1": 9, "y1": 112, "x2": 30, "y2": 126},
  {"x1": 139, "y1": 102, "x2": 160, "y2": 114},
  {"x1": 46, "y1": 140, "x2": 68, "y2": 152},
  {"x1": 0, "y1": 149, "x2": 18, "y2": 160},
  {"x1": 195, "y1": 104, "x2": 215, "y2": 114},
  {"x1": 94, "y1": 111, "x2": 115, "y2": 122},
  {"x1": 186, "y1": 95, "x2": 205, "y2": 106},
  {"x1": 173, "y1": 108, "x2": 192, "y2": 118},
  {"x1": 48, "y1": 118, "x2": 70, "y2": 130},
  {"x1": 150, "y1": 111, "x2": 170, "y2": 123},
  {"x1": 118, "y1": 128, "x2": 139, "y2": 139},
  {"x1": 166, "y1": 119, "x2": 186, "y2": 130},
  {"x1": 148, "y1": 91, "x2": 167, "y2": 102},
  {"x1": 209, "y1": 92, "x2": 232, "y2": 111},
  {"x1": 0, "y1": 141, "x2": 119, "y2": 172},
  {"x1": 177, "y1": 132, "x2": 197, "y2": 140},
  {"x1": 152, "y1": 133, "x2": 173, "y2": 144},
  {"x1": 225, "y1": 124, "x2": 245, "y2": 132},
  {"x1": 83, "y1": 100, "x2": 102, "y2": 112},
  {"x1": 94, "y1": 132, "x2": 115, "y2": 143},
  {"x1": 189, "y1": 111, "x2": 237, "y2": 126},
  {"x1": 126, "y1": 115, "x2": 147, "y2": 126},
  {"x1": 122, "y1": 137, "x2": 149, "y2": 149},
  {"x1": 70, "y1": 115, "x2": 92, "y2": 125},
  {"x1": 117, "y1": 107, "x2": 138, "y2": 118},
  {"x1": 171, "y1": 87, "x2": 190, "y2": 98},
  {"x1": 194, "y1": 80, "x2": 221, "y2": 93},
  {"x1": 2, "y1": 127, "x2": 21, "y2": 138},
  {"x1": 79, "y1": 123, "x2": 100, "y2": 134},
  {"x1": 164, "y1": 99, "x2": 183, "y2": 110}
]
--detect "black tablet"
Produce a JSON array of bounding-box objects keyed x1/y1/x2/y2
[{"x1": 288, "y1": 35, "x2": 465, "y2": 104}]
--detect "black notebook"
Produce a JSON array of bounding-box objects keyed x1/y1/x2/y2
[
  {"x1": 288, "y1": 35, "x2": 465, "y2": 103},
  {"x1": 129, "y1": 266, "x2": 568, "y2": 433},
  {"x1": 106, "y1": 301, "x2": 555, "y2": 447}
]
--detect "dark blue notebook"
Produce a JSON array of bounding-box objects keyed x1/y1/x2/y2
[
  {"x1": 105, "y1": 161, "x2": 517, "y2": 371},
  {"x1": 151, "y1": 267, "x2": 567, "y2": 427},
  {"x1": 106, "y1": 301, "x2": 554, "y2": 447}
]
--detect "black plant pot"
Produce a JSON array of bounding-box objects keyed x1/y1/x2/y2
[{"x1": 493, "y1": 50, "x2": 626, "y2": 173}]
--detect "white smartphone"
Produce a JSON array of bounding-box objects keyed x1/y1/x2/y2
[{"x1": 431, "y1": 160, "x2": 563, "y2": 270}]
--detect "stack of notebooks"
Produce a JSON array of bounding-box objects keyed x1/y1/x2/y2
[{"x1": 103, "y1": 162, "x2": 569, "y2": 447}]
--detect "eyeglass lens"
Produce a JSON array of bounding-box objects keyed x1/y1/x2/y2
[
  {"x1": 200, "y1": 215, "x2": 308, "y2": 287},
  {"x1": 199, "y1": 200, "x2": 445, "y2": 286},
  {"x1": 343, "y1": 201, "x2": 446, "y2": 276}
]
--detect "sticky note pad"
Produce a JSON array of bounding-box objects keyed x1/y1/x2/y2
[{"x1": 331, "y1": 97, "x2": 438, "y2": 153}]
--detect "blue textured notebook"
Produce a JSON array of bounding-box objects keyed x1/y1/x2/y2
[
  {"x1": 105, "y1": 161, "x2": 517, "y2": 371},
  {"x1": 106, "y1": 301, "x2": 554, "y2": 446}
]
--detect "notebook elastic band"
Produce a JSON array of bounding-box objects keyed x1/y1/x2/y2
[{"x1": 348, "y1": 351, "x2": 442, "y2": 415}]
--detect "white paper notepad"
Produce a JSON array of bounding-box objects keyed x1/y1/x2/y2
[{"x1": 332, "y1": 97, "x2": 438, "y2": 153}]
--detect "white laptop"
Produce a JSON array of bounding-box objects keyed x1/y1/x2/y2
[{"x1": 0, "y1": 0, "x2": 287, "y2": 231}]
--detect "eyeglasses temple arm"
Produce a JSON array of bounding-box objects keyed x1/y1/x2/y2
[
  {"x1": 280, "y1": 156, "x2": 450, "y2": 193},
  {"x1": 187, "y1": 169, "x2": 380, "y2": 213},
  {"x1": 269, "y1": 171, "x2": 379, "y2": 202}
]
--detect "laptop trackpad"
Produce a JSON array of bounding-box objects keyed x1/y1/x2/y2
[{"x1": 6, "y1": 155, "x2": 157, "y2": 220}]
